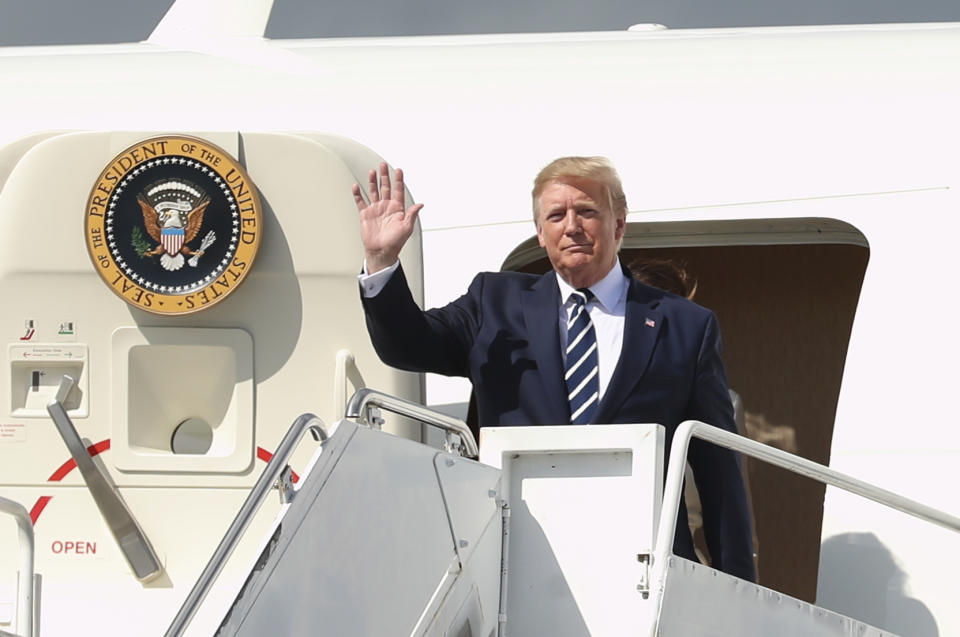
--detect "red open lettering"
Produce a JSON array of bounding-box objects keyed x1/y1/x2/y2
[{"x1": 51, "y1": 540, "x2": 97, "y2": 555}]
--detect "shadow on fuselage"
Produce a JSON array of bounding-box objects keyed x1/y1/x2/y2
[{"x1": 817, "y1": 532, "x2": 938, "y2": 637}]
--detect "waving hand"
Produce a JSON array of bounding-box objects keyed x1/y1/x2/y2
[{"x1": 353, "y1": 162, "x2": 424, "y2": 274}]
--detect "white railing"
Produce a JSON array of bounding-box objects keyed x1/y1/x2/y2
[
  {"x1": 164, "y1": 413, "x2": 330, "y2": 637},
  {"x1": 0, "y1": 497, "x2": 34, "y2": 637},
  {"x1": 652, "y1": 420, "x2": 960, "y2": 591}
]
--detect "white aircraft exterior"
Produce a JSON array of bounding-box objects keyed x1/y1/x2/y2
[{"x1": 0, "y1": 0, "x2": 958, "y2": 635}]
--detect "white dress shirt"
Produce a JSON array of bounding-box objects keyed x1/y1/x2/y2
[{"x1": 555, "y1": 260, "x2": 628, "y2": 401}]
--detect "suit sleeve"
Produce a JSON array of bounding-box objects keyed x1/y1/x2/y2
[
  {"x1": 686, "y1": 312, "x2": 757, "y2": 582},
  {"x1": 360, "y1": 263, "x2": 482, "y2": 378}
]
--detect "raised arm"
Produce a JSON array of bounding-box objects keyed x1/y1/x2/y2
[{"x1": 353, "y1": 162, "x2": 424, "y2": 273}]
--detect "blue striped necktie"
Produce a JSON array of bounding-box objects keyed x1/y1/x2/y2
[{"x1": 565, "y1": 289, "x2": 599, "y2": 424}]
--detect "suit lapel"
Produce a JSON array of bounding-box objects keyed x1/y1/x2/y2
[
  {"x1": 594, "y1": 276, "x2": 663, "y2": 423},
  {"x1": 522, "y1": 272, "x2": 570, "y2": 424}
]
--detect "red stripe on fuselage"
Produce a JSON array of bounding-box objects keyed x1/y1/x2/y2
[{"x1": 29, "y1": 441, "x2": 286, "y2": 525}]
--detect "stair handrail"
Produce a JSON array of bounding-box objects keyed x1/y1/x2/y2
[
  {"x1": 652, "y1": 420, "x2": 960, "y2": 593},
  {"x1": 0, "y1": 497, "x2": 34, "y2": 637},
  {"x1": 165, "y1": 413, "x2": 329, "y2": 637},
  {"x1": 344, "y1": 388, "x2": 479, "y2": 458}
]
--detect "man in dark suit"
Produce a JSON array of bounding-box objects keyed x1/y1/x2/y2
[{"x1": 353, "y1": 157, "x2": 756, "y2": 582}]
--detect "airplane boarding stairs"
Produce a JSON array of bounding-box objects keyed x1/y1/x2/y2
[{"x1": 163, "y1": 389, "x2": 960, "y2": 637}]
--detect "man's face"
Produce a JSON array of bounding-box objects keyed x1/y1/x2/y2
[{"x1": 536, "y1": 178, "x2": 626, "y2": 289}]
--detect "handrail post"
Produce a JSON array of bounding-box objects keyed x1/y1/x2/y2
[
  {"x1": 333, "y1": 350, "x2": 366, "y2": 420},
  {"x1": 344, "y1": 388, "x2": 479, "y2": 458},
  {"x1": 650, "y1": 422, "x2": 695, "y2": 597},
  {"x1": 0, "y1": 497, "x2": 34, "y2": 637},
  {"x1": 164, "y1": 413, "x2": 329, "y2": 637}
]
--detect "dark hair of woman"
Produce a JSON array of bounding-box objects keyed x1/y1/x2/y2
[{"x1": 628, "y1": 257, "x2": 698, "y2": 300}]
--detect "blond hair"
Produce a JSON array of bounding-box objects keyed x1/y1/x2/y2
[{"x1": 531, "y1": 156, "x2": 627, "y2": 222}]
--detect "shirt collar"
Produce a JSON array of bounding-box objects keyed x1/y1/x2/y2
[{"x1": 555, "y1": 259, "x2": 628, "y2": 312}]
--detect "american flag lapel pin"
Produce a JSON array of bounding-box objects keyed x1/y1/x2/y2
[{"x1": 645, "y1": 318, "x2": 656, "y2": 328}]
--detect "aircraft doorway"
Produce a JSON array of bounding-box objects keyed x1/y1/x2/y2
[{"x1": 501, "y1": 217, "x2": 870, "y2": 604}]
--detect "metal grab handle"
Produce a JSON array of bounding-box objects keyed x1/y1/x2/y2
[
  {"x1": 165, "y1": 413, "x2": 329, "y2": 637},
  {"x1": 344, "y1": 388, "x2": 479, "y2": 458},
  {"x1": 333, "y1": 349, "x2": 366, "y2": 420},
  {"x1": 46, "y1": 375, "x2": 163, "y2": 583},
  {"x1": 0, "y1": 497, "x2": 35, "y2": 637},
  {"x1": 652, "y1": 420, "x2": 960, "y2": 588}
]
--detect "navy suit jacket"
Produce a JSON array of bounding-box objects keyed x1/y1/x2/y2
[{"x1": 362, "y1": 263, "x2": 756, "y2": 582}]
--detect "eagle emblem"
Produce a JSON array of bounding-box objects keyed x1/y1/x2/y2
[{"x1": 135, "y1": 180, "x2": 217, "y2": 271}]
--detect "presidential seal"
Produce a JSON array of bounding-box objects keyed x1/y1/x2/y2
[{"x1": 85, "y1": 136, "x2": 262, "y2": 315}]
